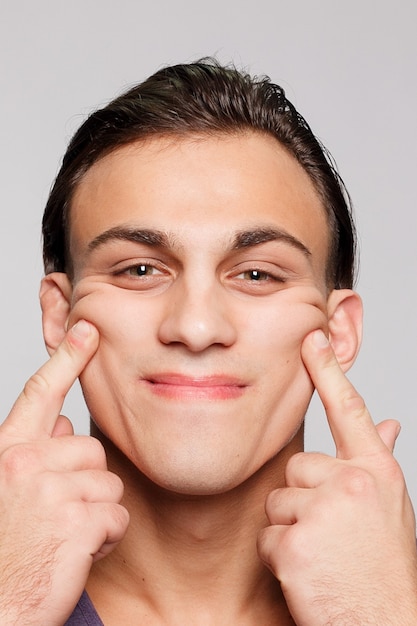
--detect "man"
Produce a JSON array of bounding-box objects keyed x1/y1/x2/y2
[{"x1": 1, "y1": 60, "x2": 416, "y2": 624}]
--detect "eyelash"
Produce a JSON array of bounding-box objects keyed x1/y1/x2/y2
[
  {"x1": 111, "y1": 262, "x2": 288, "y2": 296},
  {"x1": 235, "y1": 269, "x2": 285, "y2": 282},
  {"x1": 124, "y1": 264, "x2": 162, "y2": 277},
  {"x1": 113, "y1": 260, "x2": 165, "y2": 276},
  {"x1": 116, "y1": 265, "x2": 284, "y2": 280}
]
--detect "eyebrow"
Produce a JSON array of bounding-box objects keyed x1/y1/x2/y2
[
  {"x1": 87, "y1": 225, "x2": 311, "y2": 257},
  {"x1": 232, "y1": 227, "x2": 311, "y2": 256},
  {"x1": 88, "y1": 227, "x2": 175, "y2": 252}
]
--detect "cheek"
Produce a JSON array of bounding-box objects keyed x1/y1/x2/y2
[
  {"x1": 67, "y1": 284, "x2": 161, "y2": 396},
  {"x1": 68, "y1": 282, "x2": 158, "y2": 343},
  {"x1": 245, "y1": 292, "x2": 328, "y2": 414},
  {"x1": 66, "y1": 284, "x2": 157, "y2": 430},
  {"x1": 248, "y1": 297, "x2": 328, "y2": 451},
  {"x1": 245, "y1": 289, "x2": 328, "y2": 359}
]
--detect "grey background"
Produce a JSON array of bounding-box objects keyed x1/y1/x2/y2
[{"x1": 1, "y1": 1, "x2": 416, "y2": 504}]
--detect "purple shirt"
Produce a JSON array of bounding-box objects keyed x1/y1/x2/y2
[{"x1": 64, "y1": 591, "x2": 104, "y2": 626}]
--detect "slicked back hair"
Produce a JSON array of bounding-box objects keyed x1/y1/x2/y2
[{"x1": 42, "y1": 59, "x2": 357, "y2": 288}]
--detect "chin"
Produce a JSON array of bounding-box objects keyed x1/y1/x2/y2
[
  {"x1": 129, "y1": 441, "x2": 294, "y2": 499},
  {"x1": 146, "y1": 476, "x2": 251, "y2": 498},
  {"x1": 152, "y1": 471, "x2": 246, "y2": 497},
  {"x1": 134, "y1": 456, "x2": 246, "y2": 496}
]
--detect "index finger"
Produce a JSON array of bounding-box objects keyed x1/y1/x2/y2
[
  {"x1": 3, "y1": 320, "x2": 99, "y2": 440},
  {"x1": 301, "y1": 329, "x2": 386, "y2": 459}
]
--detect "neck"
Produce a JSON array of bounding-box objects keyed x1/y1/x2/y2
[{"x1": 86, "y1": 423, "x2": 303, "y2": 625}]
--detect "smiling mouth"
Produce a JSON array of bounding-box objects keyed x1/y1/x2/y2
[{"x1": 143, "y1": 374, "x2": 247, "y2": 400}]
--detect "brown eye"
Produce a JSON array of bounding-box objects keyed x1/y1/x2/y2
[
  {"x1": 127, "y1": 264, "x2": 158, "y2": 276},
  {"x1": 229, "y1": 266, "x2": 287, "y2": 295},
  {"x1": 244, "y1": 270, "x2": 269, "y2": 281},
  {"x1": 237, "y1": 269, "x2": 276, "y2": 281}
]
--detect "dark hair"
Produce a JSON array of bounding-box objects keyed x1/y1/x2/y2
[{"x1": 42, "y1": 59, "x2": 357, "y2": 288}]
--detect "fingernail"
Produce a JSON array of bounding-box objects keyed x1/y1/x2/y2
[
  {"x1": 71, "y1": 320, "x2": 91, "y2": 339},
  {"x1": 312, "y1": 329, "x2": 329, "y2": 348}
]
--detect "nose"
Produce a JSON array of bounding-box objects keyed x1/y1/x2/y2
[{"x1": 157, "y1": 278, "x2": 237, "y2": 352}]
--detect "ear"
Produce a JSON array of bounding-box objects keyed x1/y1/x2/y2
[
  {"x1": 39, "y1": 273, "x2": 73, "y2": 356},
  {"x1": 326, "y1": 289, "x2": 363, "y2": 373}
]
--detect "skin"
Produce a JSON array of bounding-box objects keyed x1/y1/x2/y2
[
  {"x1": 0, "y1": 322, "x2": 128, "y2": 624},
  {"x1": 65, "y1": 133, "x2": 335, "y2": 496},
  {"x1": 0, "y1": 132, "x2": 416, "y2": 624}
]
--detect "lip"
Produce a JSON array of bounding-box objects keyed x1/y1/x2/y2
[{"x1": 142, "y1": 373, "x2": 247, "y2": 400}]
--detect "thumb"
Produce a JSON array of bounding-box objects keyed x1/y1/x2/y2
[
  {"x1": 51, "y1": 415, "x2": 75, "y2": 437},
  {"x1": 376, "y1": 419, "x2": 401, "y2": 452}
]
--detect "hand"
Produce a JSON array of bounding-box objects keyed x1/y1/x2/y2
[
  {"x1": 258, "y1": 329, "x2": 417, "y2": 625},
  {"x1": 0, "y1": 320, "x2": 129, "y2": 625}
]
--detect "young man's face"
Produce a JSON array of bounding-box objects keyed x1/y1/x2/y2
[{"x1": 66, "y1": 132, "x2": 332, "y2": 495}]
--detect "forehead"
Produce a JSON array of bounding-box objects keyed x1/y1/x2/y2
[{"x1": 70, "y1": 132, "x2": 329, "y2": 274}]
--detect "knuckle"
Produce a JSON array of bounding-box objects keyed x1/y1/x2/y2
[
  {"x1": 285, "y1": 452, "x2": 304, "y2": 481},
  {"x1": 21, "y1": 372, "x2": 66, "y2": 419},
  {"x1": 264, "y1": 488, "x2": 281, "y2": 514},
  {"x1": 259, "y1": 525, "x2": 309, "y2": 577},
  {"x1": 387, "y1": 459, "x2": 405, "y2": 485},
  {"x1": 108, "y1": 472, "x2": 125, "y2": 501},
  {"x1": 340, "y1": 388, "x2": 366, "y2": 416},
  {"x1": 58, "y1": 500, "x2": 89, "y2": 532},
  {"x1": 338, "y1": 465, "x2": 375, "y2": 498},
  {"x1": 23, "y1": 372, "x2": 49, "y2": 397},
  {"x1": 88, "y1": 436, "x2": 106, "y2": 461},
  {"x1": 377, "y1": 454, "x2": 407, "y2": 492},
  {"x1": 257, "y1": 526, "x2": 280, "y2": 570},
  {"x1": 279, "y1": 527, "x2": 304, "y2": 560},
  {"x1": 77, "y1": 435, "x2": 107, "y2": 468},
  {"x1": 35, "y1": 472, "x2": 58, "y2": 502},
  {"x1": 89, "y1": 469, "x2": 124, "y2": 501},
  {"x1": 0, "y1": 444, "x2": 40, "y2": 478},
  {"x1": 23, "y1": 373, "x2": 57, "y2": 403},
  {"x1": 110, "y1": 503, "x2": 130, "y2": 531}
]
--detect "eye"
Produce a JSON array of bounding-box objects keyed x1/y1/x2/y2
[
  {"x1": 125, "y1": 264, "x2": 162, "y2": 277},
  {"x1": 228, "y1": 264, "x2": 288, "y2": 296},
  {"x1": 111, "y1": 261, "x2": 171, "y2": 291},
  {"x1": 238, "y1": 269, "x2": 273, "y2": 281},
  {"x1": 235, "y1": 268, "x2": 285, "y2": 283}
]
